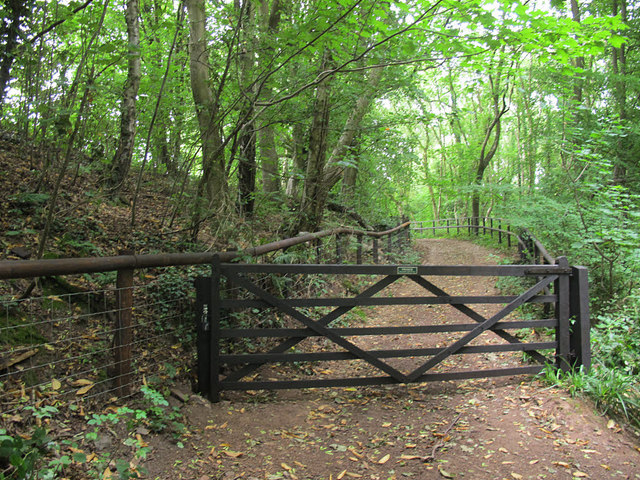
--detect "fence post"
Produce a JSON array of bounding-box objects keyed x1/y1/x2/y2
[
  {"x1": 194, "y1": 277, "x2": 211, "y2": 397},
  {"x1": 507, "y1": 225, "x2": 511, "y2": 247},
  {"x1": 373, "y1": 237, "x2": 379, "y2": 264},
  {"x1": 489, "y1": 218, "x2": 493, "y2": 238},
  {"x1": 498, "y1": 220, "x2": 502, "y2": 244},
  {"x1": 570, "y1": 266, "x2": 591, "y2": 371},
  {"x1": 315, "y1": 238, "x2": 322, "y2": 264},
  {"x1": 432, "y1": 220, "x2": 436, "y2": 237},
  {"x1": 114, "y1": 249, "x2": 134, "y2": 397},
  {"x1": 555, "y1": 256, "x2": 571, "y2": 372},
  {"x1": 209, "y1": 255, "x2": 222, "y2": 402},
  {"x1": 446, "y1": 219, "x2": 450, "y2": 235},
  {"x1": 482, "y1": 217, "x2": 486, "y2": 236}
]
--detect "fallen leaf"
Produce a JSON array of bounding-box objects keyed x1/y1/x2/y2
[
  {"x1": 554, "y1": 461, "x2": 571, "y2": 469},
  {"x1": 51, "y1": 379, "x2": 61, "y2": 391},
  {"x1": 71, "y1": 379, "x2": 94, "y2": 386},
  {"x1": 337, "y1": 470, "x2": 347, "y2": 480},
  {"x1": 281, "y1": 463, "x2": 291, "y2": 471},
  {"x1": 438, "y1": 465, "x2": 454, "y2": 478},
  {"x1": 399, "y1": 455, "x2": 422, "y2": 460},
  {"x1": 378, "y1": 454, "x2": 390, "y2": 464},
  {"x1": 382, "y1": 422, "x2": 392, "y2": 427},
  {"x1": 135, "y1": 434, "x2": 148, "y2": 447},
  {"x1": 222, "y1": 451, "x2": 243, "y2": 458},
  {"x1": 511, "y1": 474, "x2": 523, "y2": 480},
  {"x1": 529, "y1": 459, "x2": 540, "y2": 465},
  {"x1": 573, "y1": 472, "x2": 588, "y2": 478},
  {"x1": 76, "y1": 383, "x2": 94, "y2": 396},
  {"x1": 607, "y1": 419, "x2": 616, "y2": 429}
]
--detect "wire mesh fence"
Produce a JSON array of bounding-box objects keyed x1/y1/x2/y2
[
  {"x1": 0, "y1": 226, "x2": 411, "y2": 417},
  {"x1": 0, "y1": 268, "x2": 205, "y2": 417}
]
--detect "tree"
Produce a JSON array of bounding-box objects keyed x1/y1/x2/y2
[
  {"x1": 185, "y1": 0, "x2": 228, "y2": 234},
  {"x1": 107, "y1": 0, "x2": 141, "y2": 199}
]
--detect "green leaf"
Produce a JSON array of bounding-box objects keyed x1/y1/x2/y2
[{"x1": 609, "y1": 34, "x2": 626, "y2": 48}]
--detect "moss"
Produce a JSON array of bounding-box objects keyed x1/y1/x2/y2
[{"x1": 0, "y1": 314, "x2": 47, "y2": 346}]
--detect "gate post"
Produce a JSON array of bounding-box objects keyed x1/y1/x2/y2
[
  {"x1": 570, "y1": 266, "x2": 591, "y2": 371},
  {"x1": 555, "y1": 257, "x2": 571, "y2": 372},
  {"x1": 209, "y1": 255, "x2": 223, "y2": 402},
  {"x1": 194, "y1": 277, "x2": 211, "y2": 397}
]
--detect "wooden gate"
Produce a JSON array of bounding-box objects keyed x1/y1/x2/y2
[{"x1": 195, "y1": 256, "x2": 589, "y2": 402}]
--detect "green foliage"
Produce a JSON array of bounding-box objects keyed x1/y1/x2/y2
[
  {"x1": 0, "y1": 427, "x2": 50, "y2": 480},
  {"x1": 542, "y1": 294, "x2": 640, "y2": 427}
]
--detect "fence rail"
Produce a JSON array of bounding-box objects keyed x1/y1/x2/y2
[{"x1": 411, "y1": 217, "x2": 554, "y2": 265}]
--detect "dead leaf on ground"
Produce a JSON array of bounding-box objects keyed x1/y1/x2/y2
[
  {"x1": 221, "y1": 451, "x2": 243, "y2": 458},
  {"x1": 76, "y1": 383, "x2": 94, "y2": 395},
  {"x1": 437, "y1": 465, "x2": 455, "y2": 478}
]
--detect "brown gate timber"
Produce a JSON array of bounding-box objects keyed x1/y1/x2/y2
[{"x1": 195, "y1": 256, "x2": 590, "y2": 402}]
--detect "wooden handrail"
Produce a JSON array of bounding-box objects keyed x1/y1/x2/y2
[
  {"x1": 410, "y1": 217, "x2": 554, "y2": 263},
  {"x1": 0, "y1": 222, "x2": 412, "y2": 280}
]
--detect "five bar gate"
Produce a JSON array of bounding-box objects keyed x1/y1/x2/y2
[{"x1": 195, "y1": 256, "x2": 590, "y2": 402}]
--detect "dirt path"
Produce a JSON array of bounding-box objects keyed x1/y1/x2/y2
[{"x1": 145, "y1": 239, "x2": 640, "y2": 480}]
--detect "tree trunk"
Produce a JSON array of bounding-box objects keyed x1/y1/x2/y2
[
  {"x1": 297, "y1": 50, "x2": 333, "y2": 232},
  {"x1": 258, "y1": 0, "x2": 282, "y2": 196},
  {"x1": 611, "y1": 0, "x2": 628, "y2": 185},
  {"x1": 471, "y1": 73, "x2": 508, "y2": 223},
  {"x1": 323, "y1": 66, "x2": 384, "y2": 189},
  {"x1": 0, "y1": 0, "x2": 30, "y2": 113},
  {"x1": 236, "y1": 0, "x2": 257, "y2": 216},
  {"x1": 185, "y1": 0, "x2": 227, "y2": 226},
  {"x1": 260, "y1": 125, "x2": 281, "y2": 194},
  {"x1": 297, "y1": 64, "x2": 383, "y2": 232},
  {"x1": 107, "y1": 0, "x2": 141, "y2": 198},
  {"x1": 286, "y1": 122, "x2": 307, "y2": 199},
  {"x1": 569, "y1": 0, "x2": 585, "y2": 105}
]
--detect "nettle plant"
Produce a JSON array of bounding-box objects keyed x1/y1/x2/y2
[{"x1": 0, "y1": 386, "x2": 185, "y2": 479}]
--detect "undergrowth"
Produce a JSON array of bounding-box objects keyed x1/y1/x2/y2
[{"x1": 541, "y1": 295, "x2": 640, "y2": 429}]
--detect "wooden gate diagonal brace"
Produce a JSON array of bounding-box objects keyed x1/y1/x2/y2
[
  {"x1": 406, "y1": 274, "x2": 558, "y2": 382},
  {"x1": 408, "y1": 275, "x2": 549, "y2": 364},
  {"x1": 221, "y1": 271, "x2": 403, "y2": 383},
  {"x1": 225, "y1": 270, "x2": 409, "y2": 383}
]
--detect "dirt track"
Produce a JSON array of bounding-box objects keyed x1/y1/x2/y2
[{"x1": 144, "y1": 238, "x2": 640, "y2": 480}]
